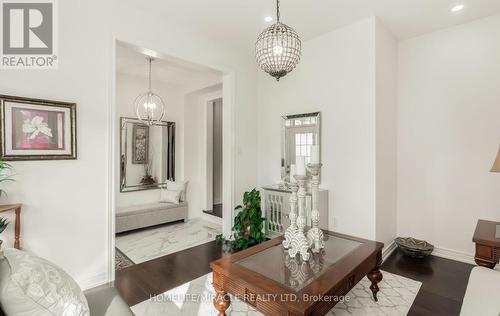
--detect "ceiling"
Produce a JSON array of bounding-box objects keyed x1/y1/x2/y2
[
  {"x1": 116, "y1": 41, "x2": 222, "y2": 92},
  {"x1": 122, "y1": 0, "x2": 500, "y2": 51}
]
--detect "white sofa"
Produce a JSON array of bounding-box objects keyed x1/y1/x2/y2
[
  {"x1": 116, "y1": 201, "x2": 188, "y2": 233},
  {"x1": 0, "y1": 249, "x2": 134, "y2": 316},
  {"x1": 460, "y1": 266, "x2": 500, "y2": 316}
]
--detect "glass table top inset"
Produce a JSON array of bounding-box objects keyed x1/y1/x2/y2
[{"x1": 236, "y1": 234, "x2": 362, "y2": 292}]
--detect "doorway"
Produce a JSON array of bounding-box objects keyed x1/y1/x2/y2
[
  {"x1": 203, "y1": 97, "x2": 223, "y2": 218},
  {"x1": 110, "y1": 40, "x2": 234, "y2": 282}
]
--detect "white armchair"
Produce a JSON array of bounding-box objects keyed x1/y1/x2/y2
[{"x1": 460, "y1": 266, "x2": 500, "y2": 316}]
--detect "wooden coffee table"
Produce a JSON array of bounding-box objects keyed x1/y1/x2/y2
[{"x1": 210, "y1": 230, "x2": 383, "y2": 316}]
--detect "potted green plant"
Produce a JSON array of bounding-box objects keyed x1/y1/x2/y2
[
  {"x1": 0, "y1": 160, "x2": 14, "y2": 254},
  {"x1": 0, "y1": 217, "x2": 7, "y2": 254},
  {"x1": 0, "y1": 160, "x2": 14, "y2": 197},
  {"x1": 216, "y1": 189, "x2": 267, "y2": 252},
  {"x1": 140, "y1": 158, "x2": 156, "y2": 185},
  {"x1": 0, "y1": 217, "x2": 8, "y2": 234}
]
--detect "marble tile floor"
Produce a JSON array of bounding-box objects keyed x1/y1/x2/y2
[
  {"x1": 132, "y1": 270, "x2": 421, "y2": 316},
  {"x1": 115, "y1": 218, "x2": 222, "y2": 265}
]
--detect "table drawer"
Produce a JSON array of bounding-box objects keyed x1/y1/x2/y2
[{"x1": 213, "y1": 272, "x2": 289, "y2": 315}]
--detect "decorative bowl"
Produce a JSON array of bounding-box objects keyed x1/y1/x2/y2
[{"x1": 395, "y1": 237, "x2": 434, "y2": 258}]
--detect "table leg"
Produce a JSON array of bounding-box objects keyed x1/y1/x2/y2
[
  {"x1": 14, "y1": 207, "x2": 21, "y2": 250},
  {"x1": 475, "y1": 244, "x2": 498, "y2": 269},
  {"x1": 367, "y1": 268, "x2": 383, "y2": 302},
  {"x1": 213, "y1": 284, "x2": 230, "y2": 316},
  {"x1": 475, "y1": 257, "x2": 496, "y2": 269}
]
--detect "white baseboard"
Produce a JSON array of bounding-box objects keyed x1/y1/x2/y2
[
  {"x1": 382, "y1": 239, "x2": 397, "y2": 262},
  {"x1": 431, "y1": 246, "x2": 475, "y2": 265},
  {"x1": 381, "y1": 238, "x2": 475, "y2": 266},
  {"x1": 79, "y1": 272, "x2": 110, "y2": 291}
]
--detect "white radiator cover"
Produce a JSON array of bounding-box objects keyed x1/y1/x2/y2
[{"x1": 261, "y1": 185, "x2": 328, "y2": 238}]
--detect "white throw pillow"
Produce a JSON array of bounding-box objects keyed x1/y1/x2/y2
[
  {"x1": 160, "y1": 189, "x2": 182, "y2": 205},
  {"x1": 166, "y1": 180, "x2": 188, "y2": 201},
  {"x1": 0, "y1": 248, "x2": 90, "y2": 316}
]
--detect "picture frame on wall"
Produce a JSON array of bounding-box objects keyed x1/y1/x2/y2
[
  {"x1": 131, "y1": 123, "x2": 149, "y2": 164},
  {"x1": 0, "y1": 95, "x2": 77, "y2": 161}
]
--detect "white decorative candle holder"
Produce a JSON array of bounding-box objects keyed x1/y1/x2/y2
[
  {"x1": 283, "y1": 161, "x2": 324, "y2": 260},
  {"x1": 282, "y1": 182, "x2": 298, "y2": 249},
  {"x1": 306, "y1": 163, "x2": 325, "y2": 253},
  {"x1": 285, "y1": 174, "x2": 311, "y2": 261}
]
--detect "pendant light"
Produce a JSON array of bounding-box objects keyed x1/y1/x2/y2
[
  {"x1": 255, "y1": 0, "x2": 302, "y2": 81},
  {"x1": 134, "y1": 57, "x2": 166, "y2": 125}
]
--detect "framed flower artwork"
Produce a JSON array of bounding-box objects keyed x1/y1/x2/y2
[
  {"x1": 0, "y1": 95, "x2": 77, "y2": 160},
  {"x1": 131, "y1": 124, "x2": 149, "y2": 164}
]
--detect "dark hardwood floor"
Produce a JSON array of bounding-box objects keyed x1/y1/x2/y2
[
  {"x1": 202, "y1": 203, "x2": 223, "y2": 218},
  {"x1": 115, "y1": 241, "x2": 475, "y2": 315},
  {"x1": 382, "y1": 249, "x2": 474, "y2": 316},
  {"x1": 115, "y1": 240, "x2": 224, "y2": 306}
]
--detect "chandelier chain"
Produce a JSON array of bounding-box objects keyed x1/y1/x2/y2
[
  {"x1": 135, "y1": 56, "x2": 166, "y2": 125},
  {"x1": 276, "y1": 0, "x2": 280, "y2": 23},
  {"x1": 147, "y1": 57, "x2": 152, "y2": 91}
]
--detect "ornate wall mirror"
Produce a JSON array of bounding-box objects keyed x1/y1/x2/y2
[
  {"x1": 281, "y1": 112, "x2": 321, "y2": 181},
  {"x1": 120, "y1": 117, "x2": 175, "y2": 192}
]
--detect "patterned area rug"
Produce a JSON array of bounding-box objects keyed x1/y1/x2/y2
[
  {"x1": 116, "y1": 218, "x2": 222, "y2": 264},
  {"x1": 132, "y1": 271, "x2": 421, "y2": 316},
  {"x1": 115, "y1": 247, "x2": 135, "y2": 271}
]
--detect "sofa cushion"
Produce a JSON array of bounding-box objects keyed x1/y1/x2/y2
[
  {"x1": 0, "y1": 256, "x2": 10, "y2": 316},
  {"x1": 0, "y1": 248, "x2": 90, "y2": 316},
  {"x1": 159, "y1": 189, "x2": 182, "y2": 205},
  {"x1": 116, "y1": 201, "x2": 187, "y2": 217},
  {"x1": 460, "y1": 266, "x2": 500, "y2": 316},
  {"x1": 165, "y1": 180, "x2": 188, "y2": 201}
]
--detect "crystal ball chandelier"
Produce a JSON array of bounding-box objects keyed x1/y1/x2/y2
[
  {"x1": 134, "y1": 57, "x2": 166, "y2": 125},
  {"x1": 255, "y1": 0, "x2": 302, "y2": 81}
]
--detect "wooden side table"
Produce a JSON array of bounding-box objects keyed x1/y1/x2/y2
[
  {"x1": 0, "y1": 204, "x2": 22, "y2": 249},
  {"x1": 473, "y1": 219, "x2": 500, "y2": 269}
]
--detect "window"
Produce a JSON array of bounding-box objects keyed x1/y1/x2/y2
[{"x1": 295, "y1": 132, "x2": 314, "y2": 163}]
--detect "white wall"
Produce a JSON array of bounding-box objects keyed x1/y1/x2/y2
[
  {"x1": 397, "y1": 14, "x2": 500, "y2": 257},
  {"x1": 115, "y1": 73, "x2": 184, "y2": 208},
  {"x1": 0, "y1": 0, "x2": 113, "y2": 288},
  {"x1": 0, "y1": 0, "x2": 257, "y2": 289},
  {"x1": 375, "y1": 20, "x2": 398, "y2": 246},
  {"x1": 257, "y1": 18, "x2": 378, "y2": 240}
]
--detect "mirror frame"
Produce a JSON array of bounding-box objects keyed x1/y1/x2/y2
[
  {"x1": 120, "y1": 117, "x2": 176, "y2": 193},
  {"x1": 281, "y1": 112, "x2": 321, "y2": 181}
]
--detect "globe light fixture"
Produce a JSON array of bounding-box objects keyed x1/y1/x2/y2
[
  {"x1": 255, "y1": 0, "x2": 302, "y2": 81},
  {"x1": 134, "y1": 57, "x2": 166, "y2": 125}
]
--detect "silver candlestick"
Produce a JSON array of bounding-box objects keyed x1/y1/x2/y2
[
  {"x1": 286, "y1": 175, "x2": 311, "y2": 261},
  {"x1": 307, "y1": 163, "x2": 325, "y2": 253},
  {"x1": 282, "y1": 182, "x2": 298, "y2": 249}
]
